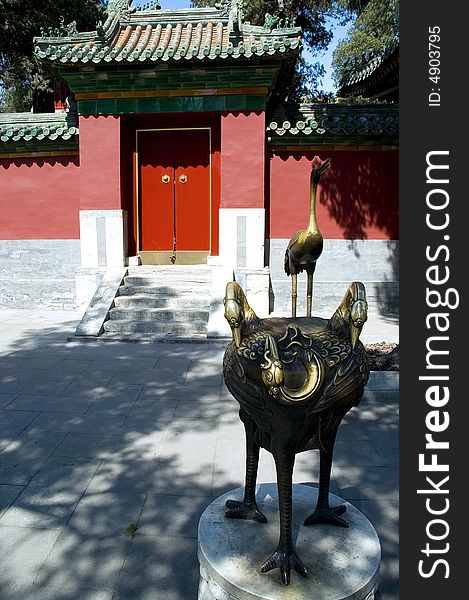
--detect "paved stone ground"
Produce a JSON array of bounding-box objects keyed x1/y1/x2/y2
[{"x1": 0, "y1": 309, "x2": 398, "y2": 600}]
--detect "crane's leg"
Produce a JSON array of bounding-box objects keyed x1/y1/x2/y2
[
  {"x1": 261, "y1": 448, "x2": 308, "y2": 586},
  {"x1": 306, "y1": 265, "x2": 316, "y2": 317},
  {"x1": 306, "y1": 272, "x2": 313, "y2": 317},
  {"x1": 304, "y1": 429, "x2": 348, "y2": 527},
  {"x1": 291, "y1": 273, "x2": 297, "y2": 318},
  {"x1": 225, "y1": 410, "x2": 267, "y2": 523}
]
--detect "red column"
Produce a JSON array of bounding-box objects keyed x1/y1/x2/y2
[
  {"x1": 79, "y1": 115, "x2": 121, "y2": 210},
  {"x1": 220, "y1": 111, "x2": 265, "y2": 208}
]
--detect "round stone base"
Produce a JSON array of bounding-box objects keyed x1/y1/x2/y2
[{"x1": 198, "y1": 483, "x2": 381, "y2": 600}]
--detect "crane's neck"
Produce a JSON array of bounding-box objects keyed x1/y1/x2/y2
[{"x1": 307, "y1": 180, "x2": 320, "y2": 233}]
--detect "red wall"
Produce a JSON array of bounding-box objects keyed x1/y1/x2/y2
[
  {"x1": 221, "y1": 111, "x2": 265, "y2": 209},
  {"x1": 79, "y1": 115, "x2": 121, "y2": 210},
  {"x1": 269, "y1": 150, "x2": 399, "y2": 240},
  {"x1": 0, "y1": 156, "x2": 80, "y2": 239}
]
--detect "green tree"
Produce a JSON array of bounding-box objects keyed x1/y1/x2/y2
[
  {"x1": 0, "y1": 0, "x2": 106, "y2": 112},
  {"x1": 192, "y1": 0, "x2": 353, "y2": 100},
  {"x1": 332, "y1": 0, "x2": 398, "y2": 86}
]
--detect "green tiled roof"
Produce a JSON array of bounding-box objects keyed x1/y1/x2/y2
[
  {"x1": 34, "y1": 1, "x2": 301, "y2": 66},
  {"x1": 267, "y1": 103, "x2": 399, "y2": 146},
  {"x1": 337, "y1": 36, "x2": 399, "y2": 102},
  {"x1": 0, "y1": 111, "x2": 78, "y2": 154},
  {"x1": 339, "y1": 36, "x2": 399, "y2": 89}
]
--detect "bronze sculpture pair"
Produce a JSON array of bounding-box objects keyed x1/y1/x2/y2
[{"x1": 222, "y1": 159, "x2": 370, "y2": 586}]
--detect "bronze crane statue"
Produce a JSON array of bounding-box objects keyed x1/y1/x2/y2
[
  {"x1": 223, "y1": 280, "x2": 369, "y2": 586},
  {"x1": 284, "y1": 158, "x2": 330, "y2": 317}
]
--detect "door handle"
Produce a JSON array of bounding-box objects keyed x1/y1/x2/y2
[
  {"x1": 162, "y1": 174, "x2": 170, "y2": 184},
  {"x1": 178, "y1": 174, "x2": 187, "y2": 184}
]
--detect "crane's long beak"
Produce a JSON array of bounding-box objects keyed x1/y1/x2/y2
[
  {"x1": 350, "y1": 323, "x2": 362, "y2": 349},
  {"x1": 316, "y1": 157, "x2": 330, "y2": 176},
  {"x1": 231, "y1": 326, "x2": 242, "y2": 348},
  {"x1": 224, "y1": 297, "x2": 243, "y2": 348},
  {"x1": 312, "y1": 158, "x2": 331, "y2": 184}
]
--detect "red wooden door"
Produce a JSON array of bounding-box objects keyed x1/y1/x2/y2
[{"x1": 138, "y1": 129, "x2": 210, "y2": 258}]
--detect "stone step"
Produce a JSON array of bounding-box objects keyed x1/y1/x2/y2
[
  {"x1": 103, "y1": 318, "x2": 208, "y2": 335},
  {"x1": 125, "y1": 265, "x2": 210, "y2": 277},
  {"x1": 97, "y1": 265, "x2": 213, "y2": 340},
  {"x1": 117, "y1": 285, "x2": 209, "y2": 297},
  {"x1": 108, "y1": 308, "x2": 209, "y2": 321},
  {"x1": 123, "y1": 276, "x2": 211, "y2": 287},
  {"x1": 113, "y1": 295, "x2": 210, "y2": 309},
  {"x1": 96, "y1": 332, "x2": 212, "y2": 343},
  {"x1": 127, "y1": 265, "x2": 211, "y2": 274}
]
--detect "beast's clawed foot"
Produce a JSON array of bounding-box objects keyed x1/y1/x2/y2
[
  {"x1": 260, "y1": 547, "x2": 308, "y2": 586},
  {"x1": 225, "y1": 499, "x2": 267, "y2": 523},
  {"x1": 304, "y1": 504, "x2": 348, "y2": 527}
]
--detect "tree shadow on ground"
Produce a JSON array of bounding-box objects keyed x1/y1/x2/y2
[{"x1": 0, "y1": 319, "x2": 398, "y2": 599}]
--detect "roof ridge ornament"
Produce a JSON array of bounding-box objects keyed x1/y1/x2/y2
[
  {"x1": 107, "y1": 1, "x2": 136, "y2": 17},
  {"x1": 96, "y1": 0, "x2": 137, "y2": 45},
  {"x1": 263, "y1": 11, "x2": 296, "y2": 30},
  {"x1": 215, "y1": 0, "x2": 233, "y2": 18},
  {"x1": 40, "y1": 16, "x2": 78, "y2": 38},
  {"x1": 227, "y1": 0, "x2": 244, "y2": 40},
  {"x1": 139, "y1": 1, "x2": 162, "y2": 10}
]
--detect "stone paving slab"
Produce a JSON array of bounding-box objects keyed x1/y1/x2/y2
[
  {"x1": 34, "y1": 529, "x2": 132, "y2": 592},
  {"x1": 0, "y1": 409, "x2": 40, "y2": 449},
  {"x1": 0, "y1": 484, "x2": 24, "y2": 517},
  {"x1": 6, "y1": 394, "x2": 93, "y2": 413},
  {"x1": 2, "y1": 586, "x2": 115, "y2": 600},
  {"x1": 138, "y1": 492, "x2": 212, "y2": 539},
  {"x1": 0, "y1": 308, "x2": 399, "y2": 599},
  {"x1": 0, "y1": 526, "x2": 63, "y2": 595},
  {"x1": 25, "y1": 412, "x2": 127, "y2": 435},
  {"x1": 28, "y1": 456, "x2": 101, "y2": 493},
  {"x1": 0, "y1": 430, "x2": 67, "y2": 485},
  {"x1": 114, "y1": 534, "x2": 200, "y2": 600},
  {"x1": 0, "y1": 486, "x2": 85, "y2": 529},
  {"x1": 86, "y1": 458, "x2": 172, "y2": 494},
  {"x1": 19, "y1": 377, "x2": 79, "y2": 396},
  {"x1": 367, "y1": 372, "x2": 399, "y2": 391},
  {"x1": 53, "y1": 433, "x2": 132, "y2": 460},
  {"x1": 333, "y1": 465, "x2": 399, "y2": 501},
  {"x1": 33, "y1": 490, "x2": 147, "y2": 591},
  {"x1": 0, "y1": 392, "x2": 19, "y2": 409}
]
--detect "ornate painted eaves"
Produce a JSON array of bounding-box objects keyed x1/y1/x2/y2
[{"x1": 267, "y1": 103, "x2": 399, "y2": 147}]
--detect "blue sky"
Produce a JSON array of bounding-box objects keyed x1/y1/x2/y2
[{"x1": 132, "y1": 1, "x2": 351, "y2": 93}]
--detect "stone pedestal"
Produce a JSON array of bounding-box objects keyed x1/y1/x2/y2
[{"x1": 198, "y1": 484, "x2": 381, "y2": 600}]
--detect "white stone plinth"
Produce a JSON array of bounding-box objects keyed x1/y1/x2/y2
[
  {"x1": 79, "y1": 210, "x2": 128, "y2": 268},
  {"x1": 218, "y1": 208, "x2": 265, "y2": 270},
  {"x1": 198, "y1": 484, "x2": 380, "y2": 600}
]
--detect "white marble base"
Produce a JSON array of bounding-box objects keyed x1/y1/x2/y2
[
  {"x1": 79, "y1": 209, "x2": 128, "y2": 268},
  {"x1": 198, "y1": 484, "x2": 380, "y2": 600},
  {"x1": 218, "y1": 208, "x2": 266, "y2": 270}
]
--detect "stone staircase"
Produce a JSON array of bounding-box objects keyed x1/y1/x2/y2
[{"x1": 100, "y1": 265, "x2": 212, "y2": 341}]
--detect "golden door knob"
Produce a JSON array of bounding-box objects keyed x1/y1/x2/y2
[
  {"x1": 179, "y1": 174, "x2": 188, "y2": 184},
  {"x1": 161, "y1": 174, "x2": 170, "y2": 184}
]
